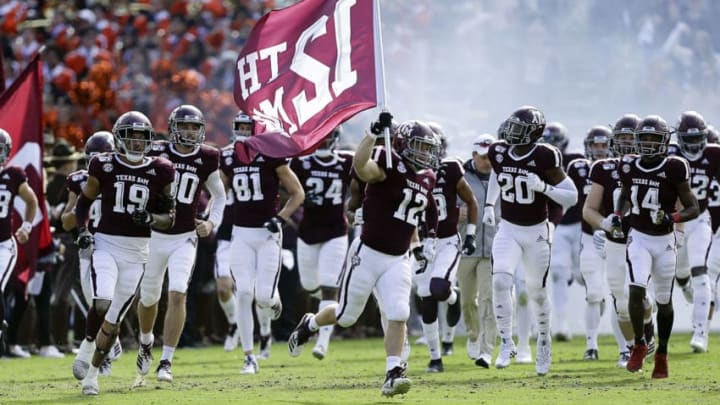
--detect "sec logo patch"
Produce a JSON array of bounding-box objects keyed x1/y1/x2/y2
[{"x1": 103, "y1": 163, "x2": 113, "y2": 173}]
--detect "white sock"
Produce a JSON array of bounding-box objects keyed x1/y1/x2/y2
[
  {"x1": 530, "y1": 290, "x2": 551, "y2": 343},
  {"x1": 219, "y1": 294, "x2": 237, "y2": 324},
  {"x1": 516, "y1": 301, "x2": 531, "y2": 349},
  {"x1": 161, "y1": 345, "x2": 175, "y2": 362},
  {"x1": 386, "y1": 355, "x2": 402, "y2": 371},
  {"x1": 553, "y1": 277, "x2": 569, "y2": 334},
  {"x1": 609, "y1": 310, "x2": 627, "y2": 352},
  {"x1": 422, "y1": 321, "x2": 441, "y2": 360},
  {"x1": 237, "y1": 293, "x2": 255, "y2": 353},
  {"x1": 437, "y1": 301, "x2": 454, "y2": 342},
  {"x1": 85, "y1": 365, "x2": 99, "y2": 379},
  {"x1": 256, "y1": 303, "x2": 272, "y2": 337},
  {"x1": 78, "y1": 338, "x2": 96, "y2": 360},
  {"x1": 494, "y1": 283, "x2": 514, "y2": 347},
  {"x1": 692, "y1": 274, "x2": 711, "y2": 333},
  {"x1": 585, "y1": 301, "x2": 601, "y2": 350},
  {"x1": 308, "y1": 315, "x2": 320, "y2": 332},
  {"x1": 316, "y1": 300, "x2": 335, "y2": 348},
  {"x1": 140, "y1": 332, "x2": 154, "y2": 346}
]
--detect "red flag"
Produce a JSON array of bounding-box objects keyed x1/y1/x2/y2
[
  {"x1": 234, "y1": 0, "x2": 379, "y2": 160},
  {"x1": 0, "y1": 52, "x2": 53, "y2": 284}
]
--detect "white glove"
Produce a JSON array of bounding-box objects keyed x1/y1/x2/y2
[
  {"x1": 353, "y1": 207, "x2": 364, "y2": 226},
  {"x1": 526, "y1": 173, "x2": 547, "y2": 193},
  {"x1": 482, "y1": 205, "x2": 496, "y2": 226},
  {"x1": 650, "y1": 209, "x2": 670, "y2": 226},
  {"x1": 422, "y1": 237, "x2": 437, "y2": 261},
  {"x1": 600, "y1": 215, "x2": 614, "y2": 232},
  {"x1": 674, "y1": 230, "x2": 685, "y2": 249},
  {"x1": 592, "y1": 230, "x2": 607, "y2": 259},
  {"x1": 27, "y1": 271, "x2": 45, "y2": 296},
  {"x1": 281, "y1": 248, "x2": 295, "y2": 270}
]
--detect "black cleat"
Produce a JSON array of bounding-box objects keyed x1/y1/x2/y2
[
  {"x1": 425, "y1": 358, "x2": 444, "y2": 373},
  {"x1": 288, "y1": 313, "x2": 317, "y2": 357},
  {"x1": 381, "y1": 364, "x2": 411, "y2": 396},
  {"x1": 441, "y1": 342, "x2": 454, "y2": 356},
  {"x1": 583, "y1": 349, "x2": 599, "y2": 361}
]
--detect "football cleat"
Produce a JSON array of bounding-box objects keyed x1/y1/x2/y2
[
  {"x1": 98, "y1": 358, "x2": 112, "y2": 377},
  {"x1": 109, "y1": 338, "x2": 123, "y2": 361},
  {"x1": 652, "y1": 352, "x2": 668, "y2": 379},
  {"x1": 690, "y1": 330, "x2": 708, "y2": 353},
  {"x1": 240, "y1": 355, "x2": 259, "y2": 375},
  {"x1": 617, "y1": 350, "x2": 631, "y2": 368},
  {"x1": 157, "y1": 359, "x2": 173, "y2": 382},
  {"x1": 626, "y1": 343, "x2": 648, "y2": 372},
  {"x1": 535, "y1": 337, "x2": 552, "y2": 376},
  {"x1": 495, "y1": 342, "x2": 517, "y2": 369},
  {"x1": 583, "y1": 349, "x2": 599, "y2": 361},
  {"x1": 446, "y1": 287, "x2": 462, "y2": 327},
  {"x1": 475, "y1": 353, "x2": 491, "y2": 369},
  {"x1": 288, "y1": 313, "x2": 317, "y2": 357},
  {"x1": 8, "y1": 344, "x2": 31, "y2": 358},
  {"x1": 224, "y1": 323, "x2": 240, "y2": 352},
  {"x1": 81, "y1": 372, "x2": 99, "y2": 395},
  {"x1": 646, "y1": 337, "x2": 656, "y2": 360},
  {"x1": 425, "y1": 358, "x2": 444, "y2": 373},
  {"x1": 441, "y1": 342, "x2": 454, "y2": 356},
  {"x1": 258, "y1": 334, "x2": 272, "y2": 360},
  {"x1": 38, "y1": 345, "x2": 65, "y2": 358},
  {"x1": 312, "y1": 344, "x2": 326, "y2": 360},
  {"x1": 136, "y1": 342, "x2": 154, "y2": 376},
  {"x1": 381, "y1": 365, "x2": 411, "y2": 397},
  {"x1": 515, "y1": 344, "x2": 533, "y2": 364},
  {"x1": 554, "y1": 332, "x2": 571, "y2": 342}
]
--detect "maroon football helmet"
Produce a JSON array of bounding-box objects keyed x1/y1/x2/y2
[
  {"x1": 169, "y1": 104, "x2": 206, "y2": 146},
  {"x1": 611, "y1": 113, "x2": 641, "y2": 156},
  {"x1": 112, "y1": 111, "x2": 154, "y2": 162},
  {"x1": 676, "y1": 110, "x2": 707, "y2": 158},
  {"x1": 707, "y1": 125, "x2": 719, "y2": 144},
  {"x1": 314, "y1": 126, "x2": 342, "y2": 158},
  {"x1": 394, "y1": 120, "x2": 440, "y2": 169},
  {"x1": 427, "y1": 121, "x2": 447, "y2": 159},
  {"x1": 542, "y1": 121, "x2": 569, "y2": 152},
  {"x1": 503, "y1": 106, "x2": 546, "y2": 146},
  {"x1": 0, "y1": 128, "x2": 11, "y2": 165},
  {"x1": 584, "y1": 126, "x2": 612, "y2": 160},
  {"x1": 635, "y1": 115, "x2": 670, "y2": 158},
  {"x1": 84, "y1": 130, "x2": 115, "y2": 159},
  {"x1": 232, "y1": 111, "x2": 253, "y2": 142}
]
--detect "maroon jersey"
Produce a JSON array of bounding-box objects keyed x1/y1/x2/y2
[
  {"x1": 434, "y1": 158, "x2": 464, "y2": 238},
  {"x1": 361, "y1": 147, "x2": 436, "y2": 255},
  {"x1": 0, "y1": 166, "x2": 27, "y2": 241},
  {"x1": 709, "y1": 178, "x2": 720, "y2": 233},
  {"x1": 618, "y1": 155, "x2": 689, "y2": 235},
  {"x1": 566, "y1": 158, "x2": 593, "y2": 235},
  {"x1": 89, "y1": 153, "x2": 175, "y2": 237},
  {"x1": 488, "y1": 141, "x2": 562, "y2": 226},
  {"x1": 66, "y1": 170, "x2": 103, "y2": 233},
  {"x1": 558, "y1": 151, "x2": 586, "y2": 225},
  {"x1": 290, "y1": 152, "x2": 353, "y2": 244},
  {"x1": 148, "y1": 141, "x2": 220, "y2": 234},
  {"x1": 589, "y1": 157, "x2": 630, "y2": 243},
  {"x1": 668, "y1": 143, "x2": 720, "y2": 213},
  {"x1": 220, "y1": 148, "x2": 287, "y2": 227}
]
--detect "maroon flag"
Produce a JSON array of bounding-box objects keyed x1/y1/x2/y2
[
  {"x1": 0, "y1": 52, "x2": 53, "y2": 283},
  {"x1": 234, "y1": 0, "x2": 379, "y2": 160}
]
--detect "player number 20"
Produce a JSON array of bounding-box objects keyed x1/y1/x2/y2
[{"x1": 497, "y1": 173, "x2": 534, "y2": 204}]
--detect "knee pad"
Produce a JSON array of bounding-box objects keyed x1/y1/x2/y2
[
  {"x1": 336, "y1": 308, "x2": 358, "y2": 328},
  {"x1": 493, "y1": 273, "x2": 513, "y2": 294},
  {"x1": 527, "y1": 286, "x2": 548, "y2": 305},
  {"x1": 429, "y1": 278, "x2": 451, "y2": 301},
  {"x1": 140, "y1": 283, "x2": 163, "y2": 307},
  {"x1": 420, "y1": 296, "x2": 439, "y2": 324},
  {"x1": 612, "y1": 294, "x2": 630, "y2": 321},
  {"x1": 384, "y1": 301, "x2": 410, "y2": 323},
  {"x1": 585, "y1": 284, "x2": 604, "y2": 304}
]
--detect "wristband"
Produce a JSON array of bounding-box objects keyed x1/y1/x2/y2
[
  {"x1": 20, "y1": 221, "x2": 32, "y2": 233},
  {"x1": 671, "y1": 212, "x2": 681, "y2": 223},
  {"x1": 465, "y1": 223, "x2": 477, "y2": 236}
]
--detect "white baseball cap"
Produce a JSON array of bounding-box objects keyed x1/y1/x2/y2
[{"x1": 472, "y1": 134, "x2": 496, "y2": 155}]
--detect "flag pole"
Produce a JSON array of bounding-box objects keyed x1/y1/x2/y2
[{"x1": 373, "y1": 0, "x2": 392, "y2": 168}]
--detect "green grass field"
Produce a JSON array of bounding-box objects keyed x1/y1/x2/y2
[{"x1": 1, "y1": 333, "x2": 719, "y2": 404}]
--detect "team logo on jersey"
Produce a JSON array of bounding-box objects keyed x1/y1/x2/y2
[
  {"x1": 225, "y1": 157, "x2": 233, "y2": 166},
  {"x1": 611, "y1": 171, "x2": 619, "y2": 179},
  {"x1": 622, "y1": 164, "x2": 630, "y2": 173},
  {"x1": 528, "y1": 160, "x2": 537, "y2": 167},
  {"x1": 495, "y1": 145, "x2": 506, "y2": 154},
  {"x1": 303, "y1": 160, "x2": 311, "y2": 170},
  {"x1": 256, "y1": 156, "x2": 265, "y2": 163},
  {"x1": 103, "y1": 163, "x2": 113, "y2": 173},
  {"x1": 438, "y1": 177, "x2": 446, "y2": 184},
  {"x1": 495, "y1": 154, "x2": 504, "y2": 163},
  {"x1": 579, "y1": 169, "x2": 587, "y2": 177},
  {"x1": 658, "y1": 172, "x2": 666, "y2": 178},
  {"x1": 1, "y1": 174, "x2": 9, "y2": 180},
  {"x1": 334, "y1": 165, "x2": 343, "y2": 171},
  {"x1": 397, "y1": 162, "x2": 407, "y2": 173},
  {"x1": 702, "y1": 158, "x2": 710, "y2": 165},
  {"x1": 194, "y1": 158, "x2": 203, "y2": 165},
  {"x1": 146, "y1": 168, "x2": 157, "y2": 176}
]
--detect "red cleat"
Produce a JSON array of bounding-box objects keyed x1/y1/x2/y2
[
  {"x1": 652, "y1": 353, "x2": 668, "y2": 379},
  {"x1": 626, "y1": 343, "x2": 648, "y2": 372}
]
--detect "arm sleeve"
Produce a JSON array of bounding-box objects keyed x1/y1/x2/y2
[
  {"x1": 205, "y1": 170, "x2": 227, "y2": 226},
  {"x1": 543, "y1": 176, "x2": 578, "y2": 210},
  {"x1": 486, "y1": 170, "x2": 500, "y2": 206}
]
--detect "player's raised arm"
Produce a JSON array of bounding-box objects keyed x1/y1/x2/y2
[{"x1": 354, "y1": 112, "x2": 393, "y2": 183}]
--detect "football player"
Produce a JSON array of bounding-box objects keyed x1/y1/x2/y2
[
  {"x1": 667, "y1": 111, "x2": 720, "y2": 353},
  {"x1": 541, "y1": 121, "x2": 584, "y2": 341},
  {"x1": 583, "y1": 114, "x2": 655, "y2": 368},
  {"x1": 613, "y1": 115, "x2": 699, "y2": 378},
  {"x1": 705, "y1": 126, "x2": 720, "y2": 340},
  {"x1": 290, "y1": 126, "x2": 353, "y2": 360},
  {"x1": 415, "y1": 122, "x2": 478, "y2": 373},
  {"x1": 73, "y1": 111, "x2": 176, "y2": 395},
  {"x1": 482, "y1": 106, "x2": 578, "y2": 375},
  {"x1": 63, "y1": 131, "x2": 122, "y2": 377},
  {"x1": 288, "y1": 115, "x2": 438, "y2": 397},
  {"x1": 220, "y1": 111, "x2": 304, "y2": 374},
  {"x1": 0, "y1": 128, "x2": 39, "y2": 357},
  {"x1": 135, "y1": 105, "x2": 226, "y2": 382},
  {"x1": 570, "y1": 126, "x2": 611, "y2": 360}
]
